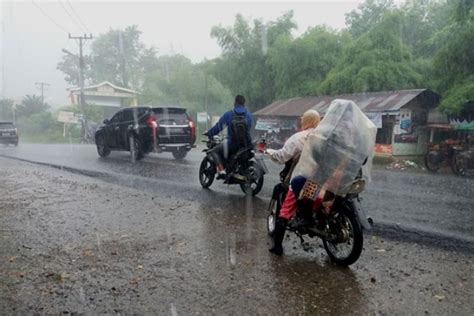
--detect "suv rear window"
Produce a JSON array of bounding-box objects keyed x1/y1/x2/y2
[
  {"x1": 0, "y1": 122, "x2": 15, "y2": 129},
  {"x1": 152, "y1": 108, "x2": 189, "y2": 125}
]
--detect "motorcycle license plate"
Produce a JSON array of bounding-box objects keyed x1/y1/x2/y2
[{"x1": 256, "y1": 155, "x2": 268, "y2": 174}]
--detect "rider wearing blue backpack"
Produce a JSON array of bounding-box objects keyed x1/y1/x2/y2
[{"x1": 205, "y1": 95, "x2": 253, "y2": 179}]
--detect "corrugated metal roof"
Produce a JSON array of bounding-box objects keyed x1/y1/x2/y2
[{"x1": 255, "y1": 89, "x2": 439, "y2": 117}]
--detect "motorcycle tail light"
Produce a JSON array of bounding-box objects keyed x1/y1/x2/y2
[{"x1": 146, "y1": 116, "x2": 158, "y2": 128}]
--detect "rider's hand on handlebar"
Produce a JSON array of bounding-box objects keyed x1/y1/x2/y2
[{"x1": 265, "y1": 148, "x2": 276, "y2": 155}]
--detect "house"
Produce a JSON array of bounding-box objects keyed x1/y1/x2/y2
[
  {"x1": 68, "y1": 81, "x2": 139, "y2": 118},
  {"x1": 254, "y1": 89, "x2": 441, "y2": 156}
]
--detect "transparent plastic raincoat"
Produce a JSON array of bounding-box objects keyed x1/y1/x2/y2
[{"x1": 293, "y1": 99, "x2": 377, "y2": 196}]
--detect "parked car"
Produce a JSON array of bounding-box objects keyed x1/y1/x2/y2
[
  {"x1": 94, "y1": 106, "x2": 196, "y2": 160},
  {"x1": 0, "y1": 121, "x2": 19, "y2": 146}
]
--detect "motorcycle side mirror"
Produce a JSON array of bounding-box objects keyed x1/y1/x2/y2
[
  {"x1": 362, "y1": 157, "x2": 368, "y2": 166},
  {"x1": 103, "y1": 118, "x2": 110, "y2": 125}
]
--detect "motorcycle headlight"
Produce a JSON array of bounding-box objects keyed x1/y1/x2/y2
[{"x1": 348, "y1": 179, "x2": 366, "y2": 194}]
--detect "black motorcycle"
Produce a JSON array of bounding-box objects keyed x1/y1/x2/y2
[
  {"x1": 199, "y1": 136, "x2": 268, "y2": 196},
  {"x1": 267, "y1": 161, "x2": 372, "y2": 266}
]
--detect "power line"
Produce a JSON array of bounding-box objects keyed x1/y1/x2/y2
[
  {"x1": 31, "y1": 0, "x2": 69, "y2": 34},
  {"x1": 66, "y1": 0, "x2": 90, "y2": 34},
  {"x1": 58, "y1": 0, "x2": 87, "y2": 34},
  {"x1": 68, "y1": 33, "x2": 93, "y2": 141}
]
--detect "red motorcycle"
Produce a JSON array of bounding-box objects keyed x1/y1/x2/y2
[
  {"x1": 424, "y1": 139, "x2": 462, "y2": 174},
  {"x1": 451, "y1": 135, "x2": 474, "y2": 176}
]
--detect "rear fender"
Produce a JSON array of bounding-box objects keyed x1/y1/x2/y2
[
  {"x1": 206, "y1": 152, "x2": 216, "y2": 163},
  {"x1": 271, "y1": 183, "x2": 288, "y2": 201},
  {"x1": 336, "y1": 197, "x2": 372, "y2": 230},
  {"x1": 254, "y1": 155, "x2": 268, "y2": 174}
]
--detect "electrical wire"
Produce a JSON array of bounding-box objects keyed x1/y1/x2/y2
[
  {"x1": 59, "y1": 0, "x2": 87, "y2": 34},
  {"x1": 65, "y1": 0, "x2": 91, "y2": 34},
  {"x1": 31, "y1": 0, "x2": 69, "y2": 34}
]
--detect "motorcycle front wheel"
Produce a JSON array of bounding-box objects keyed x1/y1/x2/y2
[
  {"x1": 323, "y1": 207, "x2": 363, "y2": 266},
  {"x1": 451, "y1": 153, "x2": 467, "y2": 176},
  {"x1": 267, "y1": 187, "x2": 286, "y2": 236},
  {"x1": 199, "y1": 157, "x2": 216, "y2": 188},
  {"x1": 424, "y1": 151, "x2": 442, "y2": 172},
  {"x1": 240, "y1": 161, "x2": 264, "y2": 196}
]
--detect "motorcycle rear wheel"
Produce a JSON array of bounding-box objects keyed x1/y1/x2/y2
[
  {"x1": 199, "y1": 157, "x2": 216, "y2": 188},
  {"x1": 323, "y1": 207, "x2": 363, "y2": 266},
  {"x1": 240, "y1": 161, "x2": 264, "y2": 196},
  {"x1": 424, "y1": 151, "x2": 441, "y2": 172}
]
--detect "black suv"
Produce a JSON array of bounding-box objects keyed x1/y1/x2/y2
[
  {"x1": 95, "y1": 107, "x2": 196, "y2": 160},
  {"x1": 0, "y1": 122, "x2": 19, "y2": 146}
]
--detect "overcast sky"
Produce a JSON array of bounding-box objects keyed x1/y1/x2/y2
[{"x1": 1, "y1": 0, "x2": 373, "y2": 107}]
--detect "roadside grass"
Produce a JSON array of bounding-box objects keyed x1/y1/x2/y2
[{"x1": 20, "y1": 132, "x2": 82, "y2": 144}]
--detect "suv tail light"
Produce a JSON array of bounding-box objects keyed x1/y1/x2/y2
[
  {"x1": 189, "y1": 118, "x2": 196, "y2": 144},
  {"x1": 146, "y1": 115, "x2": 158, "y2": 128}
]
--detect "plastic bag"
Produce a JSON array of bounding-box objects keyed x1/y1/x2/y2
[{"x1": 293, "y1": 99, "x2": 377, "y2": 195}]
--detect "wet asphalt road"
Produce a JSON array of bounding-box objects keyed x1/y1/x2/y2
[
  {"x1": 1, "y1": 157, "x2": 473, "y2": 314},
  {"x1": 0, "y1": 143, "x2": 473, "y2": 245}
]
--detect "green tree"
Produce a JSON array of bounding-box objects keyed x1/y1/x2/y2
[
  {"x1": 433, "y1": 0, "x2": 474, "y2": 113},
  {"x1": 141, "y1": 54, "x2": 232, "y2": 115},
  {"x1": 345, "y1": 0, "x2": 395, "y2": 38},
  {"x1": 269, "y1": 26, "x2": 349, "y2": 98},
  {"x1": 0, "y1": 99, "x2": 14, "y2": 121},
  {"x1": 210, "y1": 12, "x2": 296, "y2": 110},
  {"x1": 56, "y1": 53, "x2": 92, "y2": 86},
  {"x1": 15, "y1": 95, "x2": 49, "y2": 118},
  {"x1": 439, "y1": 78, "x2": 474, "y2": 114},
  {"x1": 57, "y1": 25, "x2": 159, "y2": 89},
  {"x1": 91, "y1": 25, "x2": 158, "y2": 89},
  {"x1": 397, "y1": 0, "x2": 452, "y2": 58},
  {"x1": 321, "y1": 12, "x2": 422, "y2": 95}
]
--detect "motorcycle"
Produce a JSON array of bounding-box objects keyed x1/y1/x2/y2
[
  {"x1": 451, "y1": 135, "x2": 474, "y2": 176},
  {"x1": 199, "y1": 136, "x2": 268, "y2": 196},
  {"x1": 263, "y1": 130, "x2": 285, "y2": 150},
  {"x1": 267, "y1": 162, "x2": 373, "y2": 266},
  {"x1": 424, "y1": 139, "x2": 462, "y2": 174},
  {"x1": 425, "y1": 135, "x2": 474, "y2": 176}
]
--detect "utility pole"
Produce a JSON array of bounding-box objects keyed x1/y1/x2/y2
[
  {"x1": 68, "y1": 33, "x2": 92, "y2": 140},
  {"x1": 35, "y1": 82, "x2": 50, "y2": 103},
  {"x1": 118, "y1": 30, "x2": 128, "y2": 88}
]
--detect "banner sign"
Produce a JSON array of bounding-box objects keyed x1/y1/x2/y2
[
  {"x1": 57, "y1": 111, "x2": 80, "y2": 124},
  {"x1": 365, "y1": 112, "x2": 382, "y2": 128},
  {"x1": 197, "y1": 112, "x2": 208, "y2": 123}
]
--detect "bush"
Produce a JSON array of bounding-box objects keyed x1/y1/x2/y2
[{"x1": 16, "y1": 112, "x2": 70, "y2": 143}]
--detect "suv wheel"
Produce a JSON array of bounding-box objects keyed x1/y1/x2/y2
[
  {"x1": 172, "y1": 149, "x2": 187, "y2": 160},
  {"x1": 129, "y1": 134, "x2": 144, "y2": 162},
  {"x1": 96, "y1": 133, "x2": 110, "y2": 157}
]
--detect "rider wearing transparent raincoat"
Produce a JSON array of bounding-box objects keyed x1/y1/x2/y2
[{"x1": 269, "y1": 99, "x2": 377, "y2": 256}]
